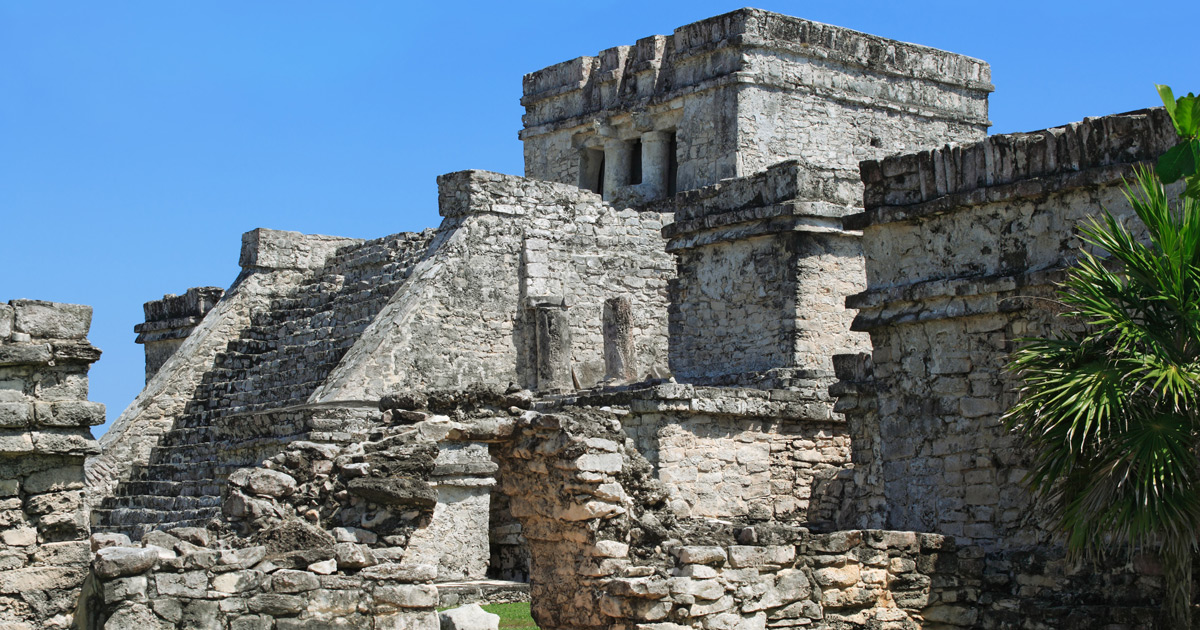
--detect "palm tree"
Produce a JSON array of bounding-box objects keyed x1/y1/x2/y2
[{"x1": 1005, "y1": 163, "x2": 1200, "y2": 627}]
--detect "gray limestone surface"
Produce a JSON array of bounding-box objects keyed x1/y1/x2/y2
[{"x1": 0, "y1": 8, "x2": 1178, "y2": 630}]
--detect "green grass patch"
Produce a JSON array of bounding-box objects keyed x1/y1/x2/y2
[{"x1": 481, "y1": 602, "x2": 538, "y2": 630}]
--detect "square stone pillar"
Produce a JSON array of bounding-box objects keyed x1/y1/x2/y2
[
  {"x1": 602, "y1": 139, "x2": 632, "y2": 202},
  {"x1": 641, "y1": 131, "x2": 674, "y2": 200}
]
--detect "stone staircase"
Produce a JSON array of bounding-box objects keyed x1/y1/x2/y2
[{"x1": 94, "y1": 230, "x2": 436, "y2": 537}]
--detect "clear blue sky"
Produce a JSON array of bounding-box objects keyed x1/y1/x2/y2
[{"x1": 2, "y1": 2, "x2": 1196, "y2": 437}]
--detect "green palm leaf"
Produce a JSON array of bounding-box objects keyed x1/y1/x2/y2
[{"x1": 1006, "y1": 162, "x2": 1200, "y2": 626}]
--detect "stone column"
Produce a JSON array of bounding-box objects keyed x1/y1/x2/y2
[
  {"x1": 0, "y1": 299, "x2": 102, "y2": 630},
  {"x1": 602, "y1": 139, "x2": 632, "y2": 202},
  {"x1": 603, "y1": 296, "x2": 637, "y2": 383},
  {"x1": 641, "y1": 131, "x2": 673, "y2": 200},
  {"x1": 533, "y1": 301, "x2": 573, "y2": 392}
]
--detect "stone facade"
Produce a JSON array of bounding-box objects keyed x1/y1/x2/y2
[
  {"x1": 520, "y1": 8, "x2": 990, "y2": 202},
  {"x1": 0, "y1": 300, "x2": 104, "y2": 629},
  {"x1": 80, "y1": 533, "x2": 440, "y2": 630},
  {"x1": 0, "y1": 7, "x2": 1187, "y2": 630},
  {"x1": 834, "y1": 108, "x2": 1176, "y2": 627},
  {"x1": 660, "y1": 161, "x2": 870, "y2": 381}
]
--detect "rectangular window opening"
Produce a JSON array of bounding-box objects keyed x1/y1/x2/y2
[
  {"x1": 580, "y1": 148, "x2": 605, "y2": 196},
  {"x1": 666, "y1": 131, "x2": 679, "y2": 196},
  {"x1": 629, "y1": 139, "x2": 642, "y2": 186}
]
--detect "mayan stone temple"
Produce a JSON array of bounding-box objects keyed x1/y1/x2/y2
[{"x1": 0, "y1": 7, "x2": 1184, "y2": 630}]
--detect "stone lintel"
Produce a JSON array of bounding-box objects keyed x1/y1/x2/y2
[
  {"x1": 574, "y1": 378, "x2": 839, "y2": 423},
  {"x1": 665, "y1": 207, "x2": 852, "y2": 252},
  {"x1": 134, "y1": 315, "x2": 202, "y2": 342},
  {"x1": 667, "y1": 160, "x2": 860, "y2": 223},
  {"x1": 848, "y1": 268, "x2": 1067, "y2": 332},
  {"x1": 0, "y1": 341, "x2": 101, "y2": 367},
  {"x1": 659, "y1": 160, "x2": 862, "y2": 250}
]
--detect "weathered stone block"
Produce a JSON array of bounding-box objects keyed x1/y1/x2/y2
[
  {"x1": 271, "y1": 570, "x2": 320, "y2": 593},
  {"x1": 23, "y1": 467, "x2": 84, "y2": 495},
  {"x1": 375, "y1": 584, "x2": 440, "y2": 608},
  {"x1": 678, "y1": 546, "x2": 727, "y2": 565},
  {"x1": 359, "y1": 562, "x2": 438, "y2": 583},
  {"x1": 11, "y1": 300, "x2": 91, "y2": 339},
  {"x1": 34, "y1": 401, "x2": 105, "y2": 427},
  {"x1": 180, "y1": 599, "x2": 223, "y2": 630},
  {"x1": 93, "y1": 546, "x2": 159, "y2": 579},
  {"x1": 612, "y1": 577, "x2": 670, "y2": 599},
  {"x1": 212, "y1": 569, "x2": 263, "y2": 593},
  {"x1": 669, "y1": 577, "x2": 724, "y2": 600},
  {"x1": 1, "y1": 526, "x2": 36, "y2": 547},
  {"x1": 219, "y1": 545, "x2": 267, "y2": 569},
  {"x1": 102, "y1": 601, "x2": 172, "y2": 630},
  {"x1": 0, "y1": 304, "x2": 12, "y2": 340},
  {"x1": 154, "y1": 570, "x2": 207, "y2": 597},
  {"x1": 263, "y1": 519, "x2": 336, "y2": 556},
  {"x1": 247, "y1": 593, "x2": 308, "y2": 616},
  {"x1": 440, "y1": 603, "x2": 499, "y2": 630},
  {"x1": 102, "y1": 576, "x2": 147, "y2": 602},
  {"x1": 0, "y1": 403, "x2": 31, "y2": 428},
  {"x1": 348, "y1": 477, "x2": 437, "y2": 509},
  {"x1": 231, "y1": 615, "x2": 274, "y2": 630},
  {"x1": 334, "y1": 542, "x2": 375, "y2": 569},
  {"x1": 728, "y1": 546, "x2": 795, "y2": 569},
  {"x1": 378, "y1": 611, "x2": 440, "y2": 630}
]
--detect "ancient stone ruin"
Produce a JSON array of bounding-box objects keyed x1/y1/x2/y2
[{"x1": 0, "y1": 7, "x2": 1183, "y2": 630}]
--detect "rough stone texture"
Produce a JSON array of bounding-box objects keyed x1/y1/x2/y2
[
  {"x1": 313, "y1": 170, "x2": 673, "y2": 402},
  {"x1": 439, "y1": 603, "x2": 499, "y2": 630},
  {"x1": 602, "y1": 296, "x2": 637, "y2": 383},
  {"x1": 479, "y1": 403, "x2": 970, "y2": 630},
  {"x1": 52, "y1": 9, "x2": 1185, "y2": 630},
  {"x1": 79, "y1": 538, "x2": 439, "y2": 630},
  {"x1": 134, "y1": 286, "x2": 224, "y2": 384},
  {"x1": 832, "y1": 108, "x2": 1175, "y2": 627},
  {"x1": 659, "y1": 161, "x2": 871, "y2": 382},
  {"x1": 0, "y1": 299, "x2": 102, "y2": 630},
  {"x1": 91, "y1": 229, "x2": 434, "y2": 536},
  {"x1": 521, "y1": 8, "x2": 989, "y2": 199},
  {"x1": 577, "y1": 383, "x2": 851, "y2": 526}
]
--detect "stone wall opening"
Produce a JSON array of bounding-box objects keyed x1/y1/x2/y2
[
  {"x1": 580, "y1": 148, "x2": 605, "y2": 196},
  {"x1": 628, "y1": 139, "x2": 642, "y2": 186},
  {"x1": 666, "y1": 131, "x2": 678, "y2": 197}
]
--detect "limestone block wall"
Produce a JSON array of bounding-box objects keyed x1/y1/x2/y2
[
  {"x1": 660, "y1": 161, "x2": 871, "y2": 382},
  {"x1": 580, "y1": 383, "x2": 851, "y2": 527},
  {"x1": 520, "y1": 8, "x2": 991, "y2": 198},
  {"x1": 134, "y1": 287, "x2": 224, "y2": 383},
  {"x1": 473, "y1": 401, "x2": 972, "y2": 630},
  {"x1": 0, "y1": 299, "x2": 103, "y2": 630},
  {"x1": 80, "y1": 535, "x2": 440, "y2": 630},
  {"x1": 836, "y1": 108, "x2": 1176, "y2": 625},
  {"x1": 313, "y1": 170, "x2": 674, "y2": 401}
]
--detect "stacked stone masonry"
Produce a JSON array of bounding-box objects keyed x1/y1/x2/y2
[
  {"x1": 0, "y1": 300, "x2": 104, "y2": 630},
  {"x1": 832, "y1": 108, "x2": 1176, "y2": 627},
  {"x1": 0, "y1": 7, "x2": 1187, "y2": 630},
  {"x1": 520, "y1": 8, "x2": 990, "y2": 202},
  {"x1": 135, "y1": 287, "x2": 225, "y2": 384}
]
